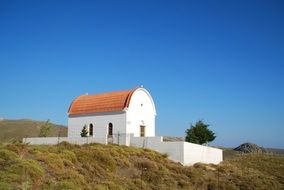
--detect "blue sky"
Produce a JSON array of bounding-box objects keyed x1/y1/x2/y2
[{"x1": 0, "y1": 0, "x2": 283, "y2": 148}]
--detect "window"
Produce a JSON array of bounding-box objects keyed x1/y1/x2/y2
[
  {"x1": 89, "y1": 124, "x2": 93, "y2": 136},
  {"x1": 140, "y1": 125, "x2": 145, "y2": 137},
  {"x1": 108, "y1": 123, "x2": 113, "y2": 137}
]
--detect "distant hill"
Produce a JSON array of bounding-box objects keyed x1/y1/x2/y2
[
  {"x1": 234, "y1": 142, "x2": 267, "y2": 153},
  {"x1": 0, "y1": 119, "x2": 67, "y2": 142},
  {"x1": 223, "y1": 144, "x2": 284, "y2": 160},
  {"x1": 267, "y1": 148, "x2": 284, "y2": 155}
]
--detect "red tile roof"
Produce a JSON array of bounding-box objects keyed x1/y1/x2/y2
[{"x1": 68, "y1": 88, "x2": 137, "y2": 116}]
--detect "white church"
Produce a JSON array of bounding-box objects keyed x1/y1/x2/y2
[
  {"x1": 68, "y1": 87, "x2": 156, "y2": 139},
  {"x1": 24, "y1": 87, "x2": 223, "y2": 165}
]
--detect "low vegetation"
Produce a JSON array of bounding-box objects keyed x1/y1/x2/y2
[{"x1": 0, "y1": 142, "x2": 283, "y2": 190}]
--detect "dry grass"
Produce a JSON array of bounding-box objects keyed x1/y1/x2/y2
[{"x1": 0, "y1": 142, "x2": 283, "y2": 190}]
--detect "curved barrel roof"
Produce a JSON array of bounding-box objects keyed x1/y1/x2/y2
[{"x1": 68, "y1": 88, "x2": 137, "y2": 116}]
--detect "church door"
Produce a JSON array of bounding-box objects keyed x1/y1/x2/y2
[{"x1": 140, "y1": 125, "x2": 145, "y2": 137}]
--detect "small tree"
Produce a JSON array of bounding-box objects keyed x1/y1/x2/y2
[
  {"x1": 80, "y1": 125, "x2": 88, "y2": 137},
  {"x1": 185, "y1": 120, "x2": 216, "y2": 145},
  {"x1": 39, "y1": 119, "x2": 51, "y2": 137}
]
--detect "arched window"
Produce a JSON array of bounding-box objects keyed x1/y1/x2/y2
[
  {"x1": 89, "y1": 124, "x2": 93, "y2": 136},
  {"x1": 108, "y1": 123, "x2": 113, "y2": 137}
]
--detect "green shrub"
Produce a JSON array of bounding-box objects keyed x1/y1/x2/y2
[
  {"x1": 135, "y1": 158, "x2": 158, "y2": 171},
  {"x1": 55, "y1": 180, "x2": 80, "y2": 190},
  {"x1": 0, "y1": 181, "x2": 12, "y2": 190},
  {"x1": 92, "y1": 149, "x2": 117, "y2": 172},
  {"x1": 59, "y1": 149, "x2": 77, "y2": 163},
  {"x1": 0, "y1": 149, "x2": 18, "y2": 160}
]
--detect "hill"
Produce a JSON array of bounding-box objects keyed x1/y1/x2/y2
[
  {"x1": 234, "y1": 142, "x2": 267, "y2": 153},
  {"x1": 267, "y1": 148, "x2": 284, "y2": 155},
  {"x1": 223, "y1": 146, "x2": 284, "y2": 159},
  {"x1": 0, "y1": 119, "x2": 67, "y2": 142},
  {"x1": 0, "y1": 142, "x2": 283, "y2": 190}
]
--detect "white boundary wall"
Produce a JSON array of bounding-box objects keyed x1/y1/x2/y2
[
  {"x1": 24, "y1": 134, "x2": 223, "y2": 166},
  {"x1": 130, "y1": 135, "x2": 222, "y2": 165},
  {"x1": 183, "y1": 142, "x2": 223, "y2": 165},
  {"x1": 130, "y1": 136, "x2": 184, "y2": 163}
]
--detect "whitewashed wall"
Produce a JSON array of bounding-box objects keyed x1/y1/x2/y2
[
  {"x1": 126, "y1": 88, "x2": 156, "y2": 137},
  {"x1": 68, "y1": 112, "x2": 126, "y2": 138},
  {"x1": 183, "y1": 142, "x2": 223, "y2": 165},
  {"x1": 130, "y1": 136, "x2": 163, "y2": 147},
  {"x1": 111, "y1": 133, "x2": 131, "y2": 146},
  {"x1": 130, "y1": 136, "x2": 223, "y2": 165},
  {"x1": 130, "y1": 136, "x2": 184, "y2": 163},
  {"x1": 24, "y1": 135, "x2": 222, "y2": 165}
]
